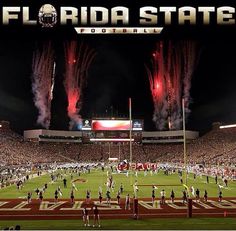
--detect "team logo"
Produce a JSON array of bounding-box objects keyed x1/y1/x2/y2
[{"x1": 38, "y1": 4, "x2": 57, "y2": 28}]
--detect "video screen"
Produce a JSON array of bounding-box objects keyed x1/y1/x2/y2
[{"x1": 92, "y1": 120, "x2": 130, "y2": 131}]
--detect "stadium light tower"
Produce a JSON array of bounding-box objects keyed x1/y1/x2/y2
[{"x1": 182, "y1": 98, "x2": 187, "y2": 186}]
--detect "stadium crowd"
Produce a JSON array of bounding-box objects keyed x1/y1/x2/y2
[{"x1": 0, "y1": 123, "x2": 236, "y2": 172}]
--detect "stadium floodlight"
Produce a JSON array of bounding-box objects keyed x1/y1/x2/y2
[{"x1": 220, "y1": 124, "x2": 236, "y2": 129}]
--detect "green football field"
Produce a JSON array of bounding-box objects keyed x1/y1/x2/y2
[
  {"x1": 0, "y1": 169, "x2": 235, "y2": 199},
  {"x1": 0, "y1": 169, "x2": 236, "y2": 230},
  {"x1": 1, "y1": 218, "x2": 236, "y2": 230}
]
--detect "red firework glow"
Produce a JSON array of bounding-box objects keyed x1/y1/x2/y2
[
  {"x1": 155, "y1": 82, "x2": 160, "y2": 90},
  {"x1": 146, "y1": 41, "x2": 198, "y2": 131},
  {"x1": 67, "y1": 91, "x2": 80, "y2": 115},
  {"x1": 64, "y1": 41, "x2": 95, "y2": 130}
]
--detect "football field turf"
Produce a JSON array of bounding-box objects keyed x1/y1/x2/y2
[
  {"x1": 0, "y1": 170, "x2": 236, "y2": 230},
  {"x1": 0, "y1": 169, "x2": 235, "y2": 199},
  {"x1": 1, "y1": 218, "x2": 236, "y2": 230}
]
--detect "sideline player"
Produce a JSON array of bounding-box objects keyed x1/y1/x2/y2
[
  {"x1": 27, "y1": 192, "x2": 32, "y2": 204},
  {"x1": 86, "y1": 189, "x2": 91, "y2": 204},
  {"x1": 204, "y1": 190, "x2": 208, "y2": 202},
  {"x1": 82, "y1": 207, "x2": 90, "y2": 227},
  {"x1": 160, "y1": 189, "x2": 166, "y2": 205},
  {"x1": 151, "y1": 187, "x2": 155, "y2": 206},
  {"x1": 93, "y1": 206, "x2": 101, "y2": 227},
  {"x1": 54, "y1": 189, "x2": 59, "y2": 203},
  {"x1": 71, "y1": 190, "x2": 75, "y2": 204},
  {"x1": 116, "y1": 191, "x2": 121, "y2": 204},
  {"x1": 98, "y1": 191, "x2": 103, "y2": 204},
  {"x1": 125, "y1": 194, "x2": 130, "y2": 210},
  {"x1": 170, "y1": 190, "x2": 175, "y2": 203},
  {"x1": 106, "y1": 190, "x2": 111, "y2": 205}
]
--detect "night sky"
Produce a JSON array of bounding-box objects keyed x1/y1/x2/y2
[{"x1": 0, "y1": 0, "x2": 236, "y2": 134}]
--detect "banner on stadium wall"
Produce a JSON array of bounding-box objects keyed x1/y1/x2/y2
[{"x1": 118, "y1": 162, "x2": 157, "y2": 171}]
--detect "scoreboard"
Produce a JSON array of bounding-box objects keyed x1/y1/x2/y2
[
  {"x1": 81, "y1": 119, "x2": 143, "y2": 131},
  {"x1": 81, "y1": 119, "x2": 143, "y2": 143}
]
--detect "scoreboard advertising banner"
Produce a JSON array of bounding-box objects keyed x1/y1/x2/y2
[{"x1": 81, "y1": 120, "x2": 143, "y2": 131}]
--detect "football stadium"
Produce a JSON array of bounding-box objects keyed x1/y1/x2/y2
[
  {"x1": 0, "y1": 116, "x2": 236, "y2": 230},
  {"x1": 1, "y1": 3, "x2": 236, "y2": 228}
]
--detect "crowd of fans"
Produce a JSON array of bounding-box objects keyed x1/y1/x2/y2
[{"x1": 1, "y1": 125, "x2": 236, "y2": 168}]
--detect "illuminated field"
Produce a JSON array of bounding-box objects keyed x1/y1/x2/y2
[{"x1": 0, "y1": 169, "x2": 235, "y2": 199}]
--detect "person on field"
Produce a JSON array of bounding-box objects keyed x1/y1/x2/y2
[
  {"x1": 71, "y1": 190, "x2": 75, "y2": 204},
  {"x1": 182, "y1": 190, "x2": 187, "y2": 204},
  {"x1": 54, "y1": 189, "x2": 59, "y2": 203},
  {"x1": 35, "y1": 188, "x2": 40, "y2": 196},
  {"x1": 134, "y1": 180, "x2": 139, "y2": 193},
  {"x1": 58, "y1": 186, "x2": 62, "y2": 196},
  {"x1": 86, "y1": 189, "x2": 91, "y2": 204},
  {"x1": 170, "y1": 190, "x2": 175, "y2": 203},
  {"x1": 98, "y1": 191, "x2": 103, "y2": 204},
  {"x1": 63, "y1": 178, "x2": 67, "y2": 188},
  {"x1": 219, "y1": 190, "x2": 223, "y2": 202},
  {"x1": 151, "y1": 187, "x2": 155, "y2": 206},
  {"x1": 125, "y1": 194, "x2": 130, "y2": 210},
  {"x1": 195, "y1": 188, "x2": 200, "y2": 202},
  {"x1": 224, "y1": 178, "x2": 228, "y2": 187},
  {"x1": 82, "y1": 207, "x2": 90, "y2": 227},
  {"x1": 190, "y1": 186, "x2": 195, "y2": 197},
  {"x1": 204, "y1": 190, "x2": 208, "y2": 202},
  {"x1": 27, "y1": 192, "x2": 32, "y2": 204},
  {"x1": 39, "y1": 191, "x2": 43, "y2": 201},
  {"x1": 117, "y1": 190, "x2": 121, "y2": 204},
  {"x1": 120, "y1": 183, "x2": 124, "y2": 194},
  {"x1": 93, "y1": 206, "x2": 101, "y2": 227},
  {"x1": 160, "y1": 189, "x2": 166, "y2": 205},
  {"x1": 106, "y1": 190, "x2": 111, "y2": 205}
]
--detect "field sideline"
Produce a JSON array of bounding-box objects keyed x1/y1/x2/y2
[{"x1": 1, "y1": 218, "x2": 236, "y2": 230}]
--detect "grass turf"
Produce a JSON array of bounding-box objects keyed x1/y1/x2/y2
[
  {"x1": 0, "y1": 169, "x2": 236, "y2": 230},
  {"x1": 0, "y1": 169, "x2": 235, "y2": 199},
  {"x1": 0, "y1": 218, "x2": 236, "y2": 230}
]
